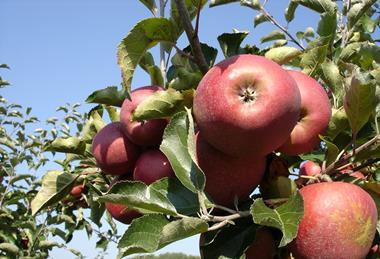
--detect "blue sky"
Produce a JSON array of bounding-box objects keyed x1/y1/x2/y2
[{"x1": 0, "y1": 0, "x2": 324, "y2": 258}]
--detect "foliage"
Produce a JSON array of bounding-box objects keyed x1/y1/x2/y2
[{"x1": 132, "y1": 252, "x2": 200, "y2": 259}]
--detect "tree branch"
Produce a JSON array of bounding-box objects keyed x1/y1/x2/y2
[{"x1": 173, "y1": 0, "x2": 209, "y2": 74}]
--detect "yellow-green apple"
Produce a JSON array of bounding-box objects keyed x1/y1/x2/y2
[
  {"x1": 290, "y1": 182, "x2": 377, "y2": 258},
  {"x1": 245, "y1": 227, "x2": 277, "y2": 259},
  {"x1": 196, "y1": 133, "x2": 266, "y2": 207},
  {"x1": 92, "y1": 122, "x2": 140, "y2": 175},
  {"x1": 278, "y1": 71, "x2": 331, "y2": 155},
  {"x1": 105, "y1": 176, "x2": 141, "y2": 224},
  {"x1": 193, "y1": 54, "x2": 301, "y2": 157},
  {"x1": 120, "y1": 86, "x2": 167, "y2": 146},
  {"x1": 133, "y1": 149, "x2": 174, "y2": 185}
]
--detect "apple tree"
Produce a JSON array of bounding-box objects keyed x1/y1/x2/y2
[{"x1": 32, "y1": 0, "x2": 380, "y2": 258}]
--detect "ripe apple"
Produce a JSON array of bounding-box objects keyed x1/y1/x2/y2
[
  {"x1": 278, "y1": 71, "x2": 331, "y2": 155},
  {"x1": 299, "y1": 161, "x2": 321, "y2": 177},
  {"x1": 290, "y1": 182, "x2": 377, "y2": 258},
  {"x1": 120, "y1": 86, "x2": 168, "y2": 146},
  {"x1": 92, "y1": 122, "x2": 140, "y2": 175},
  {"x1": 196, "y1": 133, "x2": 266, "y2": 207},
  {"x1": 341, "y1": 169, "x2": 366, "y2": 179},
  {"x1": 193, "y1": 54, "x2": 301, "y2": 157},
  {"x1": 70, "y1": 185, "x2": 86, "y2": 198},
  {"x1": 133, "y1": 149, "x2": 174, "y2": 185},
  {"x1": 105, "y1": 176, "x2": 141, "y2": 224},
  {"x1": 245, "y1": 227, "x2": 277, "y2": 259}
]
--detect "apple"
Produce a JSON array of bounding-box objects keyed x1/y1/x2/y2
[
  {"x1": 133, "y1": 149, "x2": 174, "y2": 185},
  {"x1": 193, "y1": 54, "x2": 301, "y2": 157},
  {"x1": 120, "y1": 86, "x2": 168, "y2": 146},
  {"x1": 245, "y1": 227, "x2": 277, "y2": 259},
  {"x1": 341, "y1": 169, "x2": 366, "y2": 179},
  {"x1": 105, "y1": 176, "x2": 141, "y2": 224},
  {"x1": 290, "y1": 182, "x2": 377, "y2": 258},
  {"x1": 278, "y1": 71, "x2": 331, "y2": 155},
  {"x1": 299, "y1": 161, "x2": 321, "y2": 177},
  {"x1": 70, "y1": 185, "x2": 86, "y2": 198},
  {"x1": 196, "y1": 133, "x2": 266, "y2": 207},
  {"x1": 92, "y1": 122, "x2": 140, "y2": 175}
]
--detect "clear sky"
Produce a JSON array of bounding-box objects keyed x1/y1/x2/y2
[{"x1": 0, "y1": 0, "x2": 324, "y2": 258}]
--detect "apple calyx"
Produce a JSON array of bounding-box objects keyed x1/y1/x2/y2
[{"x1": 239, "y1": 85, "x2": 257, "y2": 104}]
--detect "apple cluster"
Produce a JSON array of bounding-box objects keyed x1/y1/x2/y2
[{"x1": 89, "y1": 54, "x2": 377, "y2": 258}]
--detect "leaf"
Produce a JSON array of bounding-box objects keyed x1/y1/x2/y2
[
  {"x1": 147, "y1": 65, "x2": 164, "y2": 87},
  {"x1": 31, "y1": 171, "x2": 77, "y2": 216},
  {"x1": 168, "y1": 68, "x2": 203, "y2": 90},
  {"x1": 347, "y1": 0, "x2": 377, "y2": 30},
  {"x1": 200, "y1": 218, "x2": 257, "y2": 259},
  {"x1": 300, "y1": 36, "x2": 330, "y2": 75},
  {"x1": 138, "y1": 0, "x2": 157, "y2": 15},
  {"x1": 45, "y1": 137, "x2": 86, "y2": 155},
  {"x1": 260, "y1": 30, "x2": 286, "y2": 44},
  {"x1": 285, "y1": 1, "x2": 298, "y2": 22},
  {"x1": 344, "y1": 69, "x2": 377, "y2": 136},
  {"x1": 320, "y1": 136, "x2": 339, "y2": 166},
  {"x1": 86, "y1": 86, "x2": 127, "y2": 107},
  {"x1": 97, "y1": 180, "x2": 178, "y2": 216},
  {"x1": 118, "y1": 18, "x2": 177, "y2": 92},
  {"x1": 39, "y1": 240, "x2": 62, "y2": 249},
  {"x1": 317, "y1": 11, "x2": 337, "y2": 38},
  {"x1": 321, "y1": 60, "x2": 343, "y2": 94},
  {"x1": 0, "y1": 243, "x2": 19, "y2": 255},
  {"x1": 254, "y1": 13, "x2": 269, "y2": 27},
  {"x1": 217, "y1": 30, "x2": 249, "y2": 58},
  {"x1": 251, "y1": 191, "x2": 304, "y2": 247},
  {"x1": 117, "y1": 214, "x2": 208, "y2": 257},
  {"x1": 209, "y1": 0, "x2": 239, "y2": 7},
  {"x1": 264, "y1": 46, "x2": 302, "y2": 65},
  {"x1": 160, "y1": 111, "x2": 206, "y2": 193},
  {"x1": 326, "y1": 108, "x2": 349, "y2": 140},
  {"x1": 9, "y1": 174, "x2": 35, "y2": 185},
  {"x1": 132, "y1": 88, "x2": 185, "y2": 121},
  {"x1": 292, "y1": 0, "x2": 337, "y2": 15}
]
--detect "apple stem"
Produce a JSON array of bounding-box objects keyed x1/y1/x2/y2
[
  {"x1": 173, "y1": 0, "x2": 209, "y2": 75},
  {"x1": 159, "y1": 0, "x2": 167, "y2": 85}
]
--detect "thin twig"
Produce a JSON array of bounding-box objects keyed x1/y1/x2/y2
[
  {"x1": 194, "y1": 0, "x2": 203, "y2": 38},
  {"x1": 173, "y1": 0, "x2": 209, "y2": 74},
  {"x1": 352, "y1": 158, "x2": 380, "y2": 172},
  {"x1": 159, "y1": 0, "x2": 166, "y2": 84}
]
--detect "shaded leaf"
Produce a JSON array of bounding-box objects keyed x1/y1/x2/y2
[
  {"x1": 254, "y1": 13, "x2": 269, "y2": 27},
  {"x1": 321, "y1": 60, "x2": 343, "y2": 94},
  {"x1": 0, "y1": 243, "x2": 19, "y2": 255},
  {"x1": 320, "y1": 136, "x2": 339, "y2": 166},
  {"x1": 86, "y1": 86, "x2": 127, "y2": 107},
  {"x1": 326, "y1": 108, "x2": 349, "y2": 140},
  {"x1": 347, "y1": 0, "x2": 377, "y2": 30},
  {"x1": 217, "y1": 30, "x2": 249, "y2": 58}
]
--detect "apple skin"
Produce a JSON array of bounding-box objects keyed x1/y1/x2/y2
[
  {"x1": 92, "y1": 122, "x2": 140, "y2": 175},
  {"x1": 120, "y1": 86, "x2": 168, "y2": 146},
  {"x1": 278, "y1": 71, "x2": 331, "y2": 155},
  {"x1": 341, "y1": 169, "x2": 365, "y2": 179},
  {"x1": 193, "y1": 54, "x2": 301, "y2": 157},
  {"x1": 70, "y1": 185, "x2": 86, "y2": 198},
  {"x1": 299, "y1": 161, "x2": 321, "y2": 177},
  {"x1": 105, "y1": 176, "x2": 141, "y2": 224},
  {"x1": 290, "y1": 182, "x2": 377, "y2": 259},
  {"x1": 134, "y1": 149, "x2": 174, "y2": 185},
  {"x1": 196, "y1": 133, "x2": 266, "y2": 207},
  {"x1": 245, "y1": 227, "x2": 277, "y2": 259}
]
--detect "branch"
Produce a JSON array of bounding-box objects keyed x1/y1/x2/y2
[{"x1": 173, "y1": 0, "x2": 209, "y2": 74}]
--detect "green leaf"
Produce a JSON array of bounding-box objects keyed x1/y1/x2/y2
[
  {"x1": 139, "y1": 52, "x2": 155, "y2": 72},
  {"x1": 254, "y1": 13, "x2": 269, "y2": 27},
  {"x1": 31, "y1": 171, "x2": 77, "y2": 216},
  {"x1": 285, "y1": 1, "x2": 298, "y2": 22},
  {"x1": 98, "y1": 180, "x2": 178, "y2": 216},
  {"x1": 320, "y1": 136, "x2": 339, "y2": 166},
  {"x1": 264, "y1": 46, "x2": 302, "y2": 65},
  {"x1": 344, "y1": 69, "x2": 377, "y2": 136},
  {"x1": 292, "y1": 0, "x2": 337, "y2": 14},
  {"x1": 326, "y1": 108, "x2": 349, "y2": 140},
  {"x1": 118, "y1": 18, "x2": 177, "y2": 92},
  {"x1": 300, "y1": 36, "x2": 330, "y2": 75},
  {"x1": 160, "y1": 111, "x2": 206, "y2": 193},
  {"x1": 0, "y1": 243, "x2": 19, "y2": 255},
  {"x1": 321, "y1": 60, "x2": 343, "y2": 94},
  {"x1": 138, "y1": 0, "x2": 157, "y2": 15},
  {"x1": 200, "y1": 219, "x2": 257, "y2": 259},
  {"x1": 168, "y1": 68, "x2": 203, "y2": 90},
  {"x1": 217, "y1": 30, "x2": 249, "y2": 58},
  {"x1": 132, "y1": 88, "x2": 186, "y2": 121},
  {"x1": 317, "y1": 12, "x2": 337, "y2": 38},
  {"x1": 45, "y1": 137, "x2": 86, "y2": 155},
  {"x1": 39, "y1": 240, "x2": 62, "y2": 249},
  {"x1": 251, "y1": 191, "x2": 304, "y2": 247},
  {"x1": 147, "y1": 65, "x2": 164, "y2": 87},
  {"x1": 86, "y1": 86, "x2": 127, "y2": 107},
  {"x1": 118, "y1": 214, "x2": 208, "y2": 257},
  {"x1": 209, "y1": 0, "x2": 239, "y2": 7},
  {"x1": 260, "y1": 30, "x2": 286, "y2": 44},
  {"x1": 347, "y1": 0, "x2": 377, "y2": 30},
  {"x1": 9, "y1": 174, "x2": 35, "y2": 185}
]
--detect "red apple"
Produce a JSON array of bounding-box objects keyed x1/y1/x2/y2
[
  {"x1": 134, "y1": 149, "x2": 174, "y2": 185},
  {"x1": 291, "y1": 182, "x2": 377, "y2": 258},
  {"x1": 278, "y1": 71, "x2": 331, "y2": 155},
  {"x1": 105, "y1": 176, "x2": 141, "y2": 224},
  {"x1": 70, "y1": 185, "x2": 86, "y2": 198},
  {"x1": 120, "y1": 86, "x2": 168, "y2": 146},
  {"x1": 341, "y1": 169, "x2": 366, "y2": 179},
  {"x1": 196, "y1": 133, "x2": 266, "y2": 207},
  {"x1": 245, "y1": 227, "x2": 277, "y2": 259},
  {"x1": 92, "y1": 122, "x2": 140, "y2": 175},
  {"x1": 299, "y1": 161, "x2": 321, "y2": 177},
  {"x1": 193, "y1": 54, "x2": 301, "y2": 157}
]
